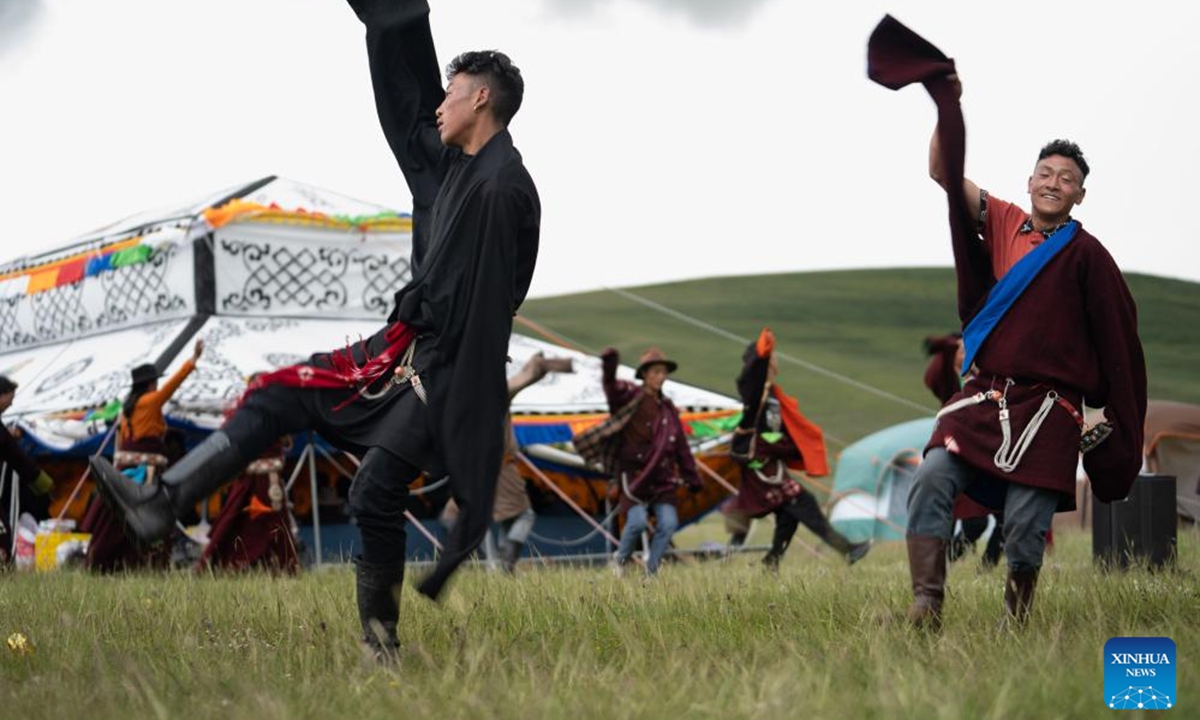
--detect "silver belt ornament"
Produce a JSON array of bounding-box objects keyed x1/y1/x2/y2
[
  {"x1": 936, "y1": 378, "x2": 1112, "y2": 474},
  {"x1": 356, "y1": 341, "x2": 428, "y2": 405}
]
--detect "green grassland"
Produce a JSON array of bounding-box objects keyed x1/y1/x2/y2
[
  {"x1": 522, "y1": 268, "x2": 1200, "y2": 451},
  {"x1": 2, "y1": 269, "x2": 1197, "y2": 719},
  {"x1": 2, "y1": 531, "x2": 1196, "y2": 720}
]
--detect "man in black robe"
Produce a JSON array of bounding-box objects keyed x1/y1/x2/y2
[{"x1": 90, "y1": 0, "x2": 539, "y2": 657}]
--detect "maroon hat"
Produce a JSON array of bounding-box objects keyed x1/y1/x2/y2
[{"x1": 635, "y1": 347, "x2": 678, "y2": 379}]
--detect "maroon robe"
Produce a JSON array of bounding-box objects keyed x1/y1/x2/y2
[
  {"x1": 601, "y1": 350, "x2": 701, "y2": 512},
  {"x1": 868, "y1": 15, "x2": 1147, "y2": 506},
  {"x1": 929, "y1": 228, "x2": 1147, "y2": 502},
  {"x1": 197, "y1": 467, "x2": 298, "y2": 574},
  {"x1": 727, "y1": 433, "x2": 805, "y2": 518}
]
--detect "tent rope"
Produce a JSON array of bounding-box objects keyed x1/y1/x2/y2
[
  {"x1": 515, "y1": 451, "x2": 623, "y2": 549},
  {"x1": 527, "y1": 508, "x2": 621, "y2": 547},
  {"x1": 603, "y1": 286, "x2": 938, "y2": 420}
]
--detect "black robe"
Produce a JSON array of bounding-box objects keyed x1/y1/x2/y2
[{"x1": 349, "y1": 0, "x2": 540, "y2": 599}]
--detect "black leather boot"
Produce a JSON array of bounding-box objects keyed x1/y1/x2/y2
[
  {"x1": 89, "y1": 430, "x2": 245, "y2": 543},
  {"x1": 356, "y1": 557, "x2": 404, "y2": 661}
]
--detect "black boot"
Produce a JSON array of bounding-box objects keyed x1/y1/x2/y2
[
  {"x1": 356, "y1": 557, "x2": 404, "y2": 661},
  {"x1": 763, "y1": 510, "x2": 799, "y2": 571},
  {"x1": 89, "y1": 430, "x2": 245, "y2": 543},
  {"x1": 821, "y1": 528, "x2": 871, "y2": 565},
  {"x1": 501, "y1": 541, "x2": 523, "y2": 574},
  {"x1": 981, "y1": 521, "x2": 1005, "y2": 570}
]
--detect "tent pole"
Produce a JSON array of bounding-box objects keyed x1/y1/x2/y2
[
  {"x1": 56, "y1": 421, "x2": 120, "y2": 525},
  {"x1": 306, "y1": 441, "x2": 322, "y2": 569},
  {"x1": 515, "y1": 451, "x2": 621, "y2": 547},
  {"x1": 693, "y1": 458, "x2": 740, "y2": 496}
]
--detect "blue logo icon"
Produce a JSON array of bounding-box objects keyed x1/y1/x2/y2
[{"x1": 1105, "y1": 637, "x2": 1176, "y2": 710}]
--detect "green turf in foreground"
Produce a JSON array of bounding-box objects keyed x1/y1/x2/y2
[{"x1": 2, "y1": 529, "x2": 1196, "y2": 720}]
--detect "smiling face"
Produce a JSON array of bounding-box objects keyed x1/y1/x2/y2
[
  {"x1": 1027, "y1": 154, "x2": 1086, "y2": 226},
  {"x1": 436, "y1": 72, "x2": 485, "y2": 149}
]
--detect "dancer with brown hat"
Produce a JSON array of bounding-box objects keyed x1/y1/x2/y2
[{"x1": 575, "y1": 346, "x2": 701, "y2": 575}]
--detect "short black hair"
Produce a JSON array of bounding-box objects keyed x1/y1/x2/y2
[
  {"x1": 446, "y1": 50, "x2": 524, "y2": 126},
  {"x1": 0, "y1": 376, "x2": 16, "y2": 395},
  {"x1": 1038, "y1": 139, "x2": 1090, "y2": 182}
]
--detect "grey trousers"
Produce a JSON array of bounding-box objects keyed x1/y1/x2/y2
[{"x1": 907, "y1": 448, "x2": 1058, "y2": 573}]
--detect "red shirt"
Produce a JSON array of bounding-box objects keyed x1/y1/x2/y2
[{"x1": 981, "y1": 193, "x2": 1043, "y2": 277}]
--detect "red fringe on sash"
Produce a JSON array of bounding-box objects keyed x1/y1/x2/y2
[{"x1": 240, "y1": 322, "x2": 417, "y2": 410}]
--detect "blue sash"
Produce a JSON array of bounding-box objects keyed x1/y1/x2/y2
[{"x1": 960, "y1": 220, "x2": 1079, "y2": 375}]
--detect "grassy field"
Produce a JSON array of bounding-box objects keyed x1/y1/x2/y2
[
  {"x1": 2, "y1": 528, "x2": 1196, "y2": 719},
  {"x1": 521, "y1": 268, "x2": 1200, "y2": 450},
  {"x1": 3, "y1": 269, "x2": 1196, "y2": 719}
]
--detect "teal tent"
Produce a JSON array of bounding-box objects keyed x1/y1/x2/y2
[{"x1": 827, "y1": 418, "x2": 935, "y2": 543}]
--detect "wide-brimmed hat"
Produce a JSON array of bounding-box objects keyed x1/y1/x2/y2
[
  {"x1": 130, "y1": 363, "x2": 162, "y2": 386},
  {"x1": 635, "y1": 347, "x2": 678, "y2": 379}
]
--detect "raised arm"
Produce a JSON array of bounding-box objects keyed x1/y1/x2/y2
[
  {"x1": 348, "y1": 0, "x2": 449, "y2": 267},
  {"x1": 601, "y1": 348, "x2": 638, "y2": 411},
  {"x1": 928, "y1": 75, "x2": 981, "y2": 224},
  {"x1": 507, "y1": 353, "x2": 573, "y2": 402}
]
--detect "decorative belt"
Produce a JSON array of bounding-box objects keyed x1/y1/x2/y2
[
  {"x1": 245, "y1": 457, "x2": 287, "y2": 511},
  {"x1": 935, "y1": 377, "x2": 1105, "y2": 473},
  {"x1": 246, "y1": 457, "x2": 285, "y2": 475},
  {"x1": 357, "y1": 340, "x2": 428, "y2": 405},
  {"x1": 114, "y1": 451, "x2": 169, "y2": 470},
  {"x1": 753, "y1": 462, "x2": 786, "y2": 486}
]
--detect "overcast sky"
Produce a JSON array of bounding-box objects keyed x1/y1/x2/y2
[{"x1": 2, "y1": 0, "x2": 1198, "y2": 298}]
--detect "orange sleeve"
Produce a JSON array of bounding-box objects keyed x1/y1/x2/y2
[
  {"x1": 755, "y1": 328, "x2": 775, "y2": 359},
  {"x1": 140, "y1": 359, "x2": 196, "y2": 414}
]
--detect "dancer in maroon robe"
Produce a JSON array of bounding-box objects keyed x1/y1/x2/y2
[
  {"x1": 196, "y1": 439, "x2": 298, "y2": 574},
  {"x1": 727, "y1": 328, "x2": 869, "y2": 568},
  {"x1": 869, "y1": 16, "x2": 1146, "y2": 628}
]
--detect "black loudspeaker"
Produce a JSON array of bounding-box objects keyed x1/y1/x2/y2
[{"x1": 1093, "y1": 474, "x2": 1177, "y2": 570}]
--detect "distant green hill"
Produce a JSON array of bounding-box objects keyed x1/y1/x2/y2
[{"x1": 521, "y1": 268, "x2": 1200, "y2": 450}]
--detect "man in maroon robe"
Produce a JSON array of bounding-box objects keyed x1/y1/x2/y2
[
  {"x1": 593, "y1": 347, "x2": 702, "y2": 575},
  {"x1": 868, "y1": 16, "x2": 1146, "y2": 629}
]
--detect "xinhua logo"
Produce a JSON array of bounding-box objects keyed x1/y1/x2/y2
[{"x1": 1105, "y1": 637, "x2": 1176, "y2": 710}]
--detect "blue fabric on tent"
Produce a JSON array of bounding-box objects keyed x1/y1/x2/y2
[
  {"x1": 85, "y1": 254, "x2": 114, "y2": 277},
  {"x1": 513, "y1": 423, "x2": 575, "y2": 447}
]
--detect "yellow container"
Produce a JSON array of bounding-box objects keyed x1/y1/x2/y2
[{"x1": 34, "y1": 532, "x2": 91, "y2": 571}]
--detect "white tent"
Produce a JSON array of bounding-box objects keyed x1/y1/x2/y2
[
  {"x1": 1, "y1": 176, "x2": 738, "y2": 451},
  {"x1": 0, "y1": 178, "x2": 741, "y2": 563}
]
